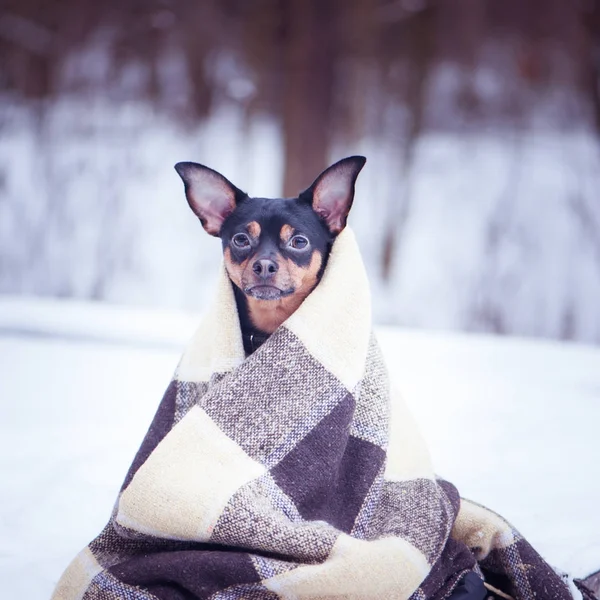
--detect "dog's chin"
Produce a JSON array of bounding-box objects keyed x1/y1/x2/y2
[{"x1": 244, "y1": 285, "x2": 294, "y2": 301}]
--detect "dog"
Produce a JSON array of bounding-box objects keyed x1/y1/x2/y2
[
  {"x1": 173, "y1": 156, "x2": 493, "y2": 600},
  {"x1": 174, "y1": 156, "x2": 366, "y2": 354}
]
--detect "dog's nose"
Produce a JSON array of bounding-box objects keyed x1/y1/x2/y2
[{"x1": 252, "y1": 258, "x2": 278, "y2": 279}]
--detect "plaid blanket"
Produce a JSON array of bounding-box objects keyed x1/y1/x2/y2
[{"x1": 53, "y1": 229, "x2": 581, "y2": 600}]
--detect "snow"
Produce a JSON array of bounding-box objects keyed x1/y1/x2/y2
[
  {"x1": 0, "y1": 296, "x2": 599, "y2": 599},
  {"x1": 2, "y1": 87, "x2": 600, "y2": 343}
]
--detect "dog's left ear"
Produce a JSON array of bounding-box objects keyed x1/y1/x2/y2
[
  {"x1": 300, "y1": 156, "x2": 366, "y2": 234},
  {"x1": 174, "y1": 162, "x2": 246, "y2": 236}
]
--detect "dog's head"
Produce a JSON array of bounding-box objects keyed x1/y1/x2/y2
[{"x1": 175, "y1": 156, "x2": 366, "y2": 328}]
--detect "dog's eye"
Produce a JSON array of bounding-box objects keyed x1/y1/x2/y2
[
  {"x1": 290, "y1": 235, "x2": 309, "y2": 250},
  {"x1": 232, "y1": 233, "x2": 251, "y2": 248}
]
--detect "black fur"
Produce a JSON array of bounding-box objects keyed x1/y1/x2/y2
[
  {"x1": 221, "y1": 197, "x2": 334, "y2": 271},
  {"x1": 222, "y1": 197, "x2": 335, "y2": 353}
]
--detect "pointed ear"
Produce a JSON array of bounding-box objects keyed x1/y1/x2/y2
[
  {"x1": 300, "y1": 156, "x2": 366, "y2": 235},
  {"x1": 174, "y1": 162, "x2": 246, "y2": 236}
]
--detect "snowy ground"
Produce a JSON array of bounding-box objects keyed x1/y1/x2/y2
[{"x1": 1, "y1": 296, "x2": 599, "y2": 599}]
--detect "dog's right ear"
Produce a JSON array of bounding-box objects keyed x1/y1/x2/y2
[
  {"x1": 300, "y1": 156, "x2": 366, "y2": 235},
  {"x1": 174, "y1": 162, "x2": 246, "y2": 236}
]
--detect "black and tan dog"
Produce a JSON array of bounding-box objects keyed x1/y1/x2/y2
[
  {"x1": 174, "y1": 156, "x2": 366, "y2": 355},
  {"x1": 174, "y1": 156, "x2": 492, "y2": 600}
]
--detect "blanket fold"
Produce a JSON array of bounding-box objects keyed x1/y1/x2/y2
[{"x1": 53, "y1": 228, "x2": 579, "y2": 600}]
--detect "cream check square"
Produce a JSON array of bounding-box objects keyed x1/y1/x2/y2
[
  {"x1": 116, "y1": 405, "x2": 266, "y2": 541},
  {"x1": 263, "y1": 533, "x2": 429, "y2": 600}
]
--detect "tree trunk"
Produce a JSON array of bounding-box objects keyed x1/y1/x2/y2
[{"x1": 281, "y1": 0, "x2": 336, "y2": 196}]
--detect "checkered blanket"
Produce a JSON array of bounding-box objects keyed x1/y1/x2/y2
[{"x1": 53, "y1": 229, "x2": 581, "y2": 600}]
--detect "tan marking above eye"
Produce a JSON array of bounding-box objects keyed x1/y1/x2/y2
[
  {"x1": 280, "y1": 224, "x2": 294, "y2": 244},
  {"x1": 247, "y1": 221, "x2": 261, "y2": 238}
]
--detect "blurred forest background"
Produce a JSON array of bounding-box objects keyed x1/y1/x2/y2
[{"x1": 1, "y1": 0, "x2": 600, "y2": 342}]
